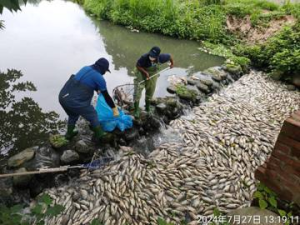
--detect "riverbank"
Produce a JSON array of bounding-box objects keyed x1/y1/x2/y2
[
  {"x1": 78, "y1": 0, "x2": 300, "y2": 85},
  {"x1": 43, "y1": 70, "x2": 300, "y2": 224}
]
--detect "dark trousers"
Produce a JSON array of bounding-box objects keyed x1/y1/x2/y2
[{"x1": 61, "y1": 104, "x2": 100, "y2": 128}]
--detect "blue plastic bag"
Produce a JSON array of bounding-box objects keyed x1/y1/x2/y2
[{"x1": 95, "y1": 94, "x2": 133, "y2": 132}]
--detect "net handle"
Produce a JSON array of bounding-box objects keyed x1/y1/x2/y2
[{"x1": 138, "y1": 66, "x2": 171, "y2": 85}]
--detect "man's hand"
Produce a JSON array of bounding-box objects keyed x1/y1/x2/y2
[
  {"x1": 145, "y1": 72, "x2": 150, "y2": 80},
  {"x1": 169, "y1": 55, "x2": 174, "y2": 69},
  {"x1": 112, "y1": 107, "x2": 120, "y2": 117}
]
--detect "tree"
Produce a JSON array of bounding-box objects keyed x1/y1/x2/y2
[
  {"x1": 0, "y1": 0, "x2": 28, "y2": 29},
  {"x1": 0, "y1": 0, "x2": 27, "y2": 13}
]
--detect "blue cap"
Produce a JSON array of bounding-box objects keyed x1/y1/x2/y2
[
  {"x1": 149, "y1": 46, "x2": 161, "y2": 58},
  {"x1": 95, "y1": 58, "x2": 110, "y2": 73}
]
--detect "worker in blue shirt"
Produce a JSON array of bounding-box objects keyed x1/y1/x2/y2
[
  {"x1": 133, "y1": 46, "x2": 174, "y2": 118},
  {"x1": 59, "y1": 58, "x2": 119, "y2": 141}
]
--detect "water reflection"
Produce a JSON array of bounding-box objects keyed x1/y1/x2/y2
[
  {"x1": 0, "y1": 0, "x2": 224, "y2": 156},
  {"x1": 90, "y1": 19, "x2": 224, "y2": 76},
  {"x1": 0, "y1": 69, "x2": 64, "y2": 156},
  {"x1": 0, "y1": 0, "x2": 223, "y2": 115}
]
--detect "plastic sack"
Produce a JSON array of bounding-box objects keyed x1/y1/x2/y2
[{"x1": 95, "y1": 94, "x2": 133, "y2": 132}]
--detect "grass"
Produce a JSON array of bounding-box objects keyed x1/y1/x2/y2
[
  {"x1": 79, "y1": 0, "x2": 299, "y2": 44},
  {"x1": 78, "y1": 0, "x2": 300, "y2": 81}
]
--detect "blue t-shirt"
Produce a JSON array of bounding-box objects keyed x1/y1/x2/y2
[
  {"x1": 137, "y1": 53, "x2": 171, "y2": 68},
  {"x1": 74, "y1": 66, "x2": 107, "y2": 92}
]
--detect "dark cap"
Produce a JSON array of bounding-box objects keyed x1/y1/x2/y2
[
  {"x1": 95, "y1": 58, "x2": 111, "y2": 73},
  {"x1": 149, "y1": 46, "x2": 161, "y2": 58}
]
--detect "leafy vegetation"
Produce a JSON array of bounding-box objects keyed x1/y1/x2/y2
[
  {"x1": 175, "y1": 84, "x2": 198, "y2": 102},
  {"x1": 201, "y1": 41, "x2": 250, "y2": 73},
  {"x1": 224, "y1": 0, "x2": 279, "y2": 20},
  {"x1": 253, "y1": 183, "x2": 297, "y2": 225},
  {"x1": 0, "y1": 193, "x2": 64, "y2": 225},
  {"x1": 78, "y1": 0, "x2": 298, "y2": 43},
  {"x1": 49, "y1": 134, "x2": 69, "y2": 149},
  {"x1": 233, "y1": 23, "x2": 300, "y2": 80},
  {"x1": 82, "y1": 0, "x2": 230, "y2": 43},
  {"x1": 209, "y1": 208, "x2": 230, "y2": 225},
  {"x1": 75, "y1": 0, "x2": 300, "y2": 81},
  {"x1": 0, "y1": 0, "x2": 28, "y2": 14}
]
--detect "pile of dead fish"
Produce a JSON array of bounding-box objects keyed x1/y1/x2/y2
[{"x1": 44, "y1": 71, "x2": 300, "y2": 225}]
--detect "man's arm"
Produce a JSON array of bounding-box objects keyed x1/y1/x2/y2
[
  {"x1": 169, "y1": 55, "x2": 174, "y2": 68},
  {"x1": 100, "y1": 90, "x2": 115, "y2": 108},
  {"x1": 159, "y1": 54, "x2": 174, "y2": 68},
  {"x1": 94, "y1": 74, "x2": 119, "y2": 117},
  {"x1": 136, "y1": 66, "x2": 150, "y2": 80}
]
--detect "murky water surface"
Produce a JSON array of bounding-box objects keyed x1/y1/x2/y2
[{"x1": 0, "y1": 0, "x2": 223, "y2": 155}]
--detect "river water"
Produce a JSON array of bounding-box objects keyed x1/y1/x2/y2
[{"x1": 0, "y1": 0, "x2": 223, "y2": 156}]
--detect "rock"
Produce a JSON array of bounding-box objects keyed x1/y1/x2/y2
[
  {"x1": 292, "y1": 74, "x2": 300, "y2": 87},
  {"x1": 124, "y1": 128, "x2": 139, "y2": 142},
  {"x1": 224, "y1": 63, "x2": 243, "y2": 78},
  {"x1": 8, "y1": 148, "x2": 35, "y2": 168},
  {"x1": 211, "y1": 82, "x2": 221, "y2": 91},
  {"x1": 286, "y1": 84, "x2": 296, "y2": 91},
  {"x1": 29, "y1": 177, "x2": 44, "y2": 197},
  {"x1": 13, "y1": 168, "x2": 33, "y2": 187},
  {"x1": 211, "y1": 74, "x2": 222, "y2": 82},
  {"x1": 54, "y1": 174, "x2": 70, "y2": 187},
  {"x1": 148, "y1": 116, "x2": 161, "y2": 130},
  {"x1": 167, "y1": 85, "x2": 176, "y2": 94},
  {"x1": 118, "y1": 138, "x2": 127, "y2": 146},
  {"x1": 28, "y1": 146, "x2": 60, "y2": 171},
  {"x1": 0, "y1": 177, "x2": 28, "y2": 206},
  {"x1": 75, "y1": 140, "x2": 91, "y2": 154},
  {"x1": 203, "y1": 67, "x2": 227, "y2": 80},
  {"x1": 165, "y1": 97, "x2": 179, "y2": 108},
  {"x1": 156, "y1": 103, "x2": 167, "y2": 113},
  {"x1": 200, "y1": 79, "x2": 213, "y2": 86},
  {"x1": 175, "y1": 85, "x2": 198, "y2": 102},
  {"x1": 49, "y1": 134, "x2": 69, "y2": 149},
  {"x1": 60, "y1": 150, "x2": 79, "y2": 164},
  {"x1": 269, "y1": 71, "x2": 283, "y2": 81},
  {"x1": 227, "y1": 207, "x2": 283, "y2": 225},
  {"x1": 187, "y1": 78, "x2": 197, "y2": 85},
  {"x1": 196, "y1": 82, "x2": 210, "y2": 93},
  {"x1": 99, "y1": 133, "x2": 115, "y2": 144},
  {"x1": 0, "y1": 178, "x2": 13, "y2": 199}
]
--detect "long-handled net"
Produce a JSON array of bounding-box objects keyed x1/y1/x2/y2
[
  {"x1": 112, "y1": 67, "x2": 171, "y2": 108},
  {"x1": 112, "y1": 83, "x2": 135, "y2": 108}
]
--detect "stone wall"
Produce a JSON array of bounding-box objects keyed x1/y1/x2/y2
[{"x1": 255, "y1": 111, "x2": 300, "y2": 205}]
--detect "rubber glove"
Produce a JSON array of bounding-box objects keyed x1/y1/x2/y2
[{"x1": 112, "y1": 107, "x2": 120, "y2": 117}]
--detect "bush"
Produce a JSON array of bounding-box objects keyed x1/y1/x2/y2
[
  {"x1": 253, "y1": 183, "x2": 297, "y2": 224},
  {"x1": 233, "y1": 24, "x2": 300, "y2": 80},
  {"x1": 282, "y1": 1, "x2": 300, "y2": 19},
  {"x1": 254, "y1": 0, "x2": 278, "y2": 11},
  {"x1": 81, "y1": 0, "x2": 229, "y2": 43},
  {"x1": 0, "y1": 194, "x2": 64, "y2": 225}
]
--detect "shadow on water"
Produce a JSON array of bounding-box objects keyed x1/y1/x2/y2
[
  {"x1": 0, "y1": 69, "x2": 64, "y2": 161},
  {"x1": 0, "y1": 0, "x2": 224, "y2": 161}
]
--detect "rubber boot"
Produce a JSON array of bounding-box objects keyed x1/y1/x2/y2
[
  {"x1": 145, "y1": 100, "x2": 150, "y2": 112},
  {"x1": 93, "y1": 125, "x2": 107, "y2": 140},
  {"x1": 145, "y1": 100, "x2": 154, "y2": 115},
  {"x1": 134, "y1": 102, "x2": 140, "y2": 119},
  {"x1": 65, "y1": 125, "x2": 78, "y2": 140}
]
